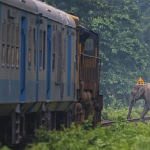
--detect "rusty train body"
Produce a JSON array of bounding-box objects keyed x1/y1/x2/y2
[{"x1": 0, "y1": 0, "x2": 103, "y2": 145}]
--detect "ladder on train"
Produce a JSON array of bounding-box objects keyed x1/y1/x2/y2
[{"x1": 12, "y1": 105, "x2": 21, "y2": 144}]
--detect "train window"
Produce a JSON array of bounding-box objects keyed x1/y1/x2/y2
[
  {"x1": 2, "y1": 45, "x2": 5, "y2": 67},
  {"x1": 52, "y1": 53, "x2": 55, "y2": 71},
  {"x1": 1, "y1": 20, "x2": 6, "y2": 67},
  {"x1": 34, "y1": 50, "x2": 36, "y2": 70},
  {"x1": 6, "y1": 46, "x2": 10, "y2": 67},
  {"x1": 55, "y1": 31, "x2": 62, "y2": 84},
  {"x1": 11, "y1": 23, "x2": 15, "y2": 68},
  {"x1": 43, "y1": 30, "x2": 46, "y2": 70},
  {"x1": 16, "y1": 24, "x2": 20, "y2": 68},
  {"x1": 72, "y1": 33, "x2": 76, "y2": 70},
  {"x1": 33, "y1": 28, "x2": 36, "y2": 70},
  {"x1": 28, "y1": 49, "x2": 31, "y2": 69},
  {"x1": 7, "y1": 22, "x2": 11, "y2": 67},
  {"x1": 67, "y1": 35, "x2": 71, "y2": 96},
  {"x1": 8, "y1": 9, "x2": 16, "y2": 19},
  {"x1": 52, "y1": 34, "x2": 55, "y2": 71},
  {"x1": 84, "y1": 38, "x2": 94, "y2": 56},
  {"x1": 11, "y1": 47, "x2": 15, "y2": 68},
  {"x1": 63, "y1": 38, "x2": 66, "y2": 72},
  {"x1": 39, "y1": 30, "x2": 42, "y2": 70},
  {"x1": 28, "y1": 27, "x2": 32, "y2": 69},
  {"x1": 16, "y1": 47, "x2": 19, "y2": 68},
  {"x1": 76, "y1": 36, "x2": 78, "y2": 71}
]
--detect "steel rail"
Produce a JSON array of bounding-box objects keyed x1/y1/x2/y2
[{"x1": 101, "y1": 117, "x2": 150, "y2": 127}]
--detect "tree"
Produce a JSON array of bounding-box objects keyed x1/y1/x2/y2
[{"x1": 96, "y1": 0, "x2": 148, "y2": 107}]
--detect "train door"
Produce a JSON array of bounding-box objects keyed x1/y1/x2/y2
[
  {"x1": 67, "y1": 29, "x2": 72, "y2": 97},
  {"x1": 46, "y1": 25, "x2": 51, "y2": 101},
  {"x1": 0, "y1": 6, "x2": 21, "y2": 103},
  {"x1": 24, "y1": 14, "x2": 37, "y2": 103},
  {"x1": 20, "y1": 16, "x2": 27, "y2": 102},
  {"x1": 0, "y1": 4, "x2": 11, "y2": 103},
  {"x1": 60, "y1": 26, "x2": 65, "y2": 100},
  {"x1": 11, "y1": 11, "x2": 20, "y2": 103},
  {"x1": 36, "y1": 18, "x2": 47, "y2": 102},
  {"x1": 35, "y1": 17, "x2": 40, "y2": 101}
]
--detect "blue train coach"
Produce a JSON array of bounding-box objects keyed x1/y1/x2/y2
[{"x1": 0, "y1": 0, "x2": 77, "y2": 144}]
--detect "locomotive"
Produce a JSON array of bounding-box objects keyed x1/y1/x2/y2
[{"x1": 0, "y1": 0, "x2": 103, "y2": 145}]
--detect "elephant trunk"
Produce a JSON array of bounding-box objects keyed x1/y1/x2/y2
[{"x1": 127, "y1": 98, "x2": 134, "y2": 119}]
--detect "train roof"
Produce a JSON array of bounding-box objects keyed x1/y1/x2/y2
[
  {"x1": 33, "y1": 0, "x2": 75, "y2": 27},
  {"x1": 80, "y1": 25, "x2": 99, "y2": 37},
  {"x1": 0, "y1": 0, "x2": 76, "y2": 28},
  {"x1": 68, "y1": 14, "x2": 80, "y2": 27},
  {"x1": 0, "y1": 0, "x2": 37, "y2": 13}
]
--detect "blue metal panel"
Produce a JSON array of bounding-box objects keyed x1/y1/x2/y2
[
  {"x1": 26, "y1": 81, "x2": 36, "y2": 102},
  {"x1": 0, "y1": 80, "x2": 20, "y2": 103},
  {"x1": 67, "y1": 35, "x2": 71, "y2": 97},
  {"x1": 0, "y1": 80, "x2": 9, "y2": 103},
  {"x1": 11, "y1": 80, "x2": 20, "y2": 102},
  {"x1": 20, "y1": 16, "x2": 27, "y2": 102},
  {"x1": 46, "y1": 25, "x2": 51, "y2": 101}
]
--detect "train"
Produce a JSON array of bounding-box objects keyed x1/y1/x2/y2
[{"x1": 0, "y1": 0, "x2": 103, "y2": 145}]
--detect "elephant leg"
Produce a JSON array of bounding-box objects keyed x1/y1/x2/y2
[{"x1": 140, "y1": 104, "x2": 149, "y2": 120}]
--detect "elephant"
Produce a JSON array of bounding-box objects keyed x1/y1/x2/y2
[{"x1": 127, "y1": 83, "x2": 150, "y2": 120}]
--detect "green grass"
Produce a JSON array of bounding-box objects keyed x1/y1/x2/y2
[{"x1": 102, "y1": 106, "x2": 150, "y2": 121}]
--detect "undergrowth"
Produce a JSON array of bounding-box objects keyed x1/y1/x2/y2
[{"x1": 1, "y1": 107, "x2": 150, "y2": 150}]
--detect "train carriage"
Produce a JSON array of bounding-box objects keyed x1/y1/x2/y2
[
  {"x1": 0, "y1": 0, "x2": 76, "y2": 144},
  {"x1": 0, "y1": 0, "x2": 103, "y2": 146}
]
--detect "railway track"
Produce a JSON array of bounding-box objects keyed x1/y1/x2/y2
[{"x1": 101, "y1": 117, "x2": 150, "y2": 127}]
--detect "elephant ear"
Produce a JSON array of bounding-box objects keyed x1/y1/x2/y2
[
  {"x1": 131, "y1": 84, "x2": 138, "y2": 93},
  {"x1": 138, "y1": 86, "x2": 145, "y2": 97}
]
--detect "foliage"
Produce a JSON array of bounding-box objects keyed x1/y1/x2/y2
[
  {"x1": 25, "y1": 109, "x2": 150, "y2": 150},
  {"x1": 0, "y1": 146, "x2": 11, "y2": 150},
  {"x1": 94, "y1": 0, "x2": 149, "y2": 107},
  {"x1": 2, "y1": 107, "x2": 150, "y2": 150}
]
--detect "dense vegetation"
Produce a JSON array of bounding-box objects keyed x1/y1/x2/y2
[
  {"x1": 24, "y1": 118, "x2": 150, "y2": 150},
  {"x1": 1, "y1": 107, "x2": 150, "y2": 150},
  {"x1": 44, "y1": 0, "x2": 150, "y2": 108}
]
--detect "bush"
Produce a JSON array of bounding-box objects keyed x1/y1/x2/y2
[
  {"x1": 0, "y1": 146, "x2": 11, "y2": 150},
  {"x1": 25, "y1": 112, "x2": 150, "y2": 150},
  {"x1": 2, "y1": 107, "x2": 150, "y2": 150}
]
